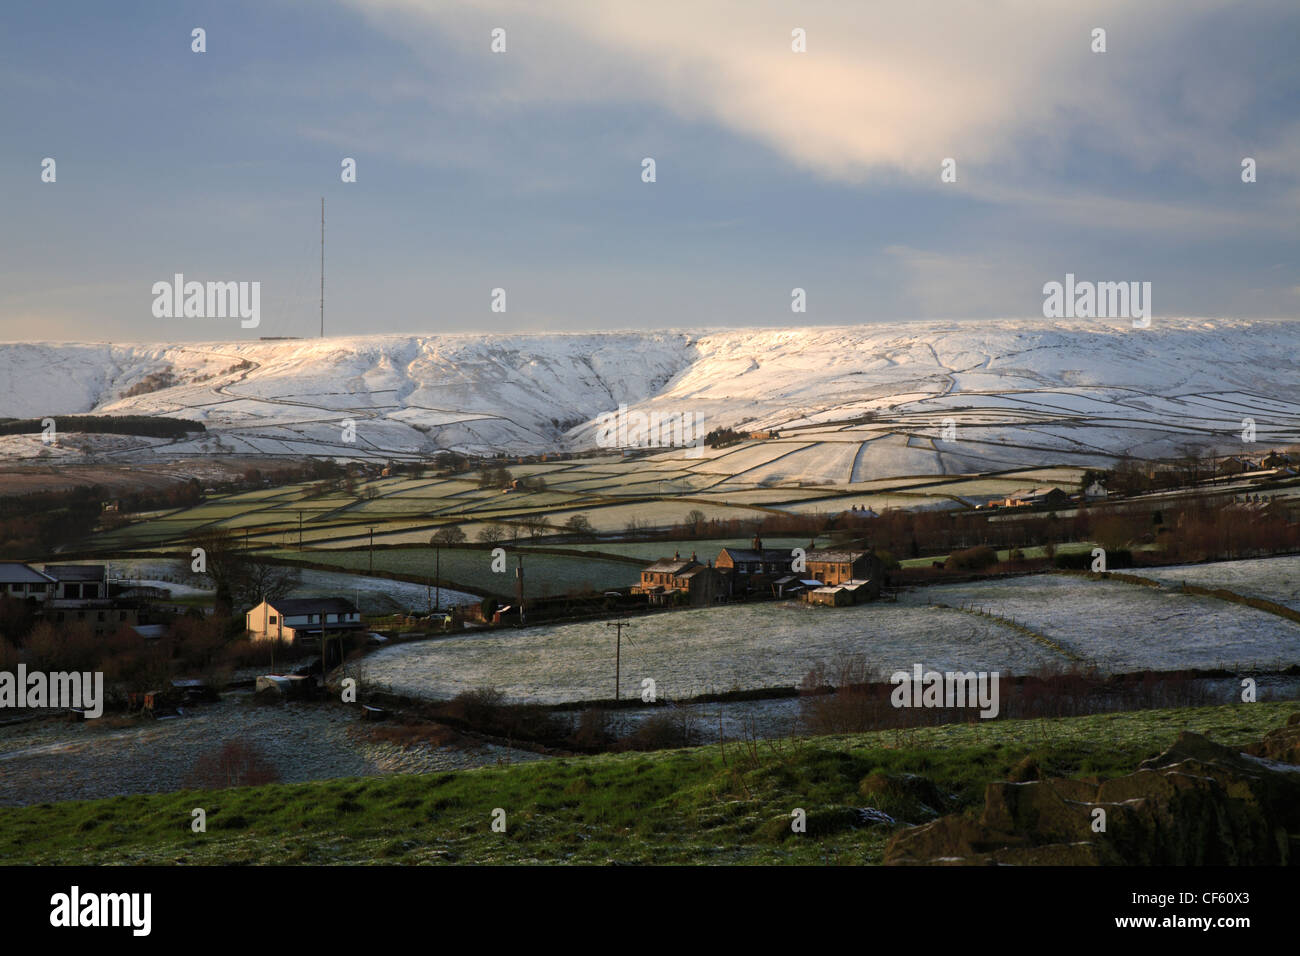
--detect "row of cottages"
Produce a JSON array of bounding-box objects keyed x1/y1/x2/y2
[
  {"x1": 245, "y1": 597, "x2": 363, "y2": 643},
  {"x1": 0, "y1": 562, "x2": 139, "y2": 634},
  {"x1": 634, "y1": 536, "x2": 884, "y2": 607}
]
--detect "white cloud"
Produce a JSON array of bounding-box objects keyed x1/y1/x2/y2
[{"x1": 340, "y1": 0, "x2": 1271, "y2": 185}]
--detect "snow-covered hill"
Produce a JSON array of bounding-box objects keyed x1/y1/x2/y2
[{"x1": 1, "y1": 319, "x2": 1297, "y2": 480}]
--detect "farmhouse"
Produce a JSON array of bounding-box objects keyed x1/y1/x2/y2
[
  {"x1": 0, "y1": 562, "x2": 54, "y2": 601},
  {"x1": 804, "y1": 549, "x2": 881, "y2": 587},
  {"x1": 1218, "y1": 456, "x2": 1260, "y2": 476},
  {"x1": 715, "y1": 535, "x2": 798, "y2": 597},
  {"x1": 0, "y1": 562, "x2": 141, "y2": 633},
  {"x1": 43, "y1": 564, "x2": 107, "y2": 601},
  {"x1": 999, "y1": 487, "x2": 1070, "y2": 509},
  {"x1": 632, "y1": 552, "x2": 721, "y2": 606},
  {"x1": 246, "y1": 597, "x2": 362, "y2": 642}
]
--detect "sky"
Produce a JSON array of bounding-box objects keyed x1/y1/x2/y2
[{"x1": 1, "y1": 0, "x2": 1297, "y2": 342}]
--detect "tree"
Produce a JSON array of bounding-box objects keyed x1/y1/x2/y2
[
  {"x1": 477, "y1": 524, "x2": 507, "y2": 545},
  {"x1": 522, "y1": 515, "x2": 549, "y2": 539},
  {"x1": 478, "y1": 466, "x2": 514, "y2": 490},
  {"x1": 685, "y1": 509, "x2": 707, "y2": 536},
  {"x1": 238, "y1": 560, "x2": 301, "y2": 609},
  {"x1": 563, "y1": 514, "x2": 594, "y2": 538},
  {"x1": 188, "y1": 528, "x2": 299, "y2": 613},
  {"x1": 431, "y1": 525, "x2": 467, "y2": 545}
]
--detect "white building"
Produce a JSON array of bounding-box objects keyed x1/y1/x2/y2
[{"x1": 246, "y1": 597, "x2": 362, "y2": 642}]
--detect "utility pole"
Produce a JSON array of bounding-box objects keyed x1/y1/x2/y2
[
  {"x1": 298, "y1": 511, "x2": 303, "y2": 551},
  {"x1": 369, "y1": 527, "x2": 374, "y2": 574},
  {"x1": 606, "y1": 618, "x2": 631, "y2": 700},
  {"x1": 516, "y1": 555, "x2": 524, "y2": 626},
  {"x1": 320, "y1": 196, "x2": 325, "y2": 338},
  {"x1": 435, "y1": 545, "x2": 441, "y2": 612}
]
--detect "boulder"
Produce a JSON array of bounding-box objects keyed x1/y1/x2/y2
[{"x1": 885, "y1": 724, "x2": 1300, "y2": 866}]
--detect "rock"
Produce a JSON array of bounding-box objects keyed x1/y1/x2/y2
[
  {"x1": 1246, "y1": 714, "x2": 1300, "y2": 765},
  {"x1": 857, "y1": 772, "x2": 949, "y2": 823},
  {"x1": 885, "y1": 724, "x2": 1300, "y2": 866},
  {"x1": 981, "y1": 779, "x2": 1095, "y2": 844}
]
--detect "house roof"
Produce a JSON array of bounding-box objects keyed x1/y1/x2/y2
[
  {"x1": 43, "y1": 564, "x2": 106, "y2": 581},
  {"x1": 266, "y1": 597, "x2": 358, "y2": 615},
  {"x1": 805, "y1": 550, "x2": 869, "y2": 563},
  {"x1": 0, "y1": 562, "x2": 56, "y2": 584},
  {"x1": 643, "y1": 559, "x2": 697, "y2": 574},
  {"x1": 1006, "y1": 486, "x2": 1064, "y2": 500},
  {"x1": 677, "y1": 567, "x2": 713, "y2": 579},
  {"x1": 717, "y1": 548, "x2": 793, "y2": 563}
]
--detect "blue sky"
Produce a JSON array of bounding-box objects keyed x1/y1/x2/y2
[{"x1": 1, "y1": 0, "x2": 1297, "y2": 342}]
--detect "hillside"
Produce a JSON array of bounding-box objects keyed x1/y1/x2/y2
[
  {"x1": 1, "y1": 701, "x2": 1294, "y2": 866},
  {"x1": 1, "y1": 319, "x2": 1298, "y2": 482}
]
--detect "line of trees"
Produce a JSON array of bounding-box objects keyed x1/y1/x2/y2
[{"x1": 0, "y1": 414, "x2": 205, "y2": 438}]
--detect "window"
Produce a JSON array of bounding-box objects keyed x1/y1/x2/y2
[{"x1": 269, "y1": 615, "x2": 277, "y2": 625}]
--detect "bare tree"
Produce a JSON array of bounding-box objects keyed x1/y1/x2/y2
[
  {"x1": 431, "y1": 525, "x2": 467, "y2": 545},
  {"x1": 477, "y1": 523, "x2": 507, "y2": 545}
]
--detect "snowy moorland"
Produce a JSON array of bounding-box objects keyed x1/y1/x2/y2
[{"x1": 3, "y1": 318, "x2": 1298, "y2": 483}]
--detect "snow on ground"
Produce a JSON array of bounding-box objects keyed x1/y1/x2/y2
[
  {"x1": 361, "y1": 600, "x2": 1062, "y2": 705},
  {"x1": 2, "y1": 319, "x2": 1297, "y2": 482},
  {"x1": 363, "y1": 570, "x2": 1300, "y2": 705},
  {"x1": 0, "y1": 694, "x2": 543, "y2": 807},
  {"x1": 1128, "y1": 555, "x2": 1300, "y2": 613},
  {"x1": 895, "y1": 575, "x2": 1300, "y2": 672}
]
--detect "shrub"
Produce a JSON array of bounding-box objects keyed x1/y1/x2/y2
[
  {"x1": 620, "y1": 707, "x2": 702, "y2": 751},
  {"x1": 186, "y1": 740, "x2": 281, "y2": 789},
  {"x1": 945, "y1": 546, "x2": 998, "y2": 571}
]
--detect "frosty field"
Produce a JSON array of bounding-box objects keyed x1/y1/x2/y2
[
  {"x1": 361, "y1": 569, "x2": 1300, "y2": 704},
  {"x1": 1128, "y1": 554, "x2": 1300, "y2": 612}
]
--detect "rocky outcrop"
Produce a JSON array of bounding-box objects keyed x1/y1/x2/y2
[{"x1": 884, "y1": 715, "x2": 1300, "y2": 865}]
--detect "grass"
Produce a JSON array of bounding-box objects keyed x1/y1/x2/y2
[{"x1": 1, "y1": 700, "x2": 1293, "y2": 865}]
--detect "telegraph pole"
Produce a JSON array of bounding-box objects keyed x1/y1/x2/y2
[
  {"x1": 298, "y1": 511, "x2": 303, "y2": 551},
  {"x1": 369, "y1": 527, "x2": 374, "y2": 574},
  {"x1": 516, "y1": 555, "x2": 524, "y2": 626},
  {"x1": 435, "y1": 545, "x2": 441, "y2": 612},
  {"x1": 606, "y1": 618, "x2": 631, "y2": 700}
]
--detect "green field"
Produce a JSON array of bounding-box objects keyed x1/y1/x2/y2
[
  {"x1": 82, "y1": 457, "x2": 1088, "y2": 561},
  {"x1": 268, "y1": 546, "x2": 639, "y2": 599},
  {"x1": 1, "y1": 702, "x2": 1291, "y2": 865}
]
